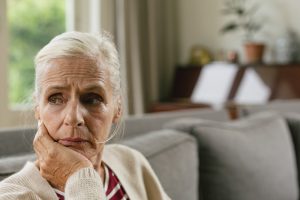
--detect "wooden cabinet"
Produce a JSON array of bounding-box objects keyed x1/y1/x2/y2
[
  {"x1": 232, "y1": 63, "x2": 300, "y2": 100},
  {"x1": 149, "y1": 63, "x2": 300, "y2": 113}
]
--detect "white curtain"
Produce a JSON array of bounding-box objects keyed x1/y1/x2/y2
[{"x1": 114, "y1": 0, "x2": 178, "y2": 115}]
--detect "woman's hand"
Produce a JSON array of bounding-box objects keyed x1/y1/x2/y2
[{"x1": 33, "y1": 122, "x2": 93, "y2": 191}]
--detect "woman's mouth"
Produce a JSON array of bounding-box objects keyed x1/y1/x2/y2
[{"x1": 58, "y1": 137, "x2": 89, "y2": 146}]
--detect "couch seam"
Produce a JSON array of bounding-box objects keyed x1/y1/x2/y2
[{"x1": 145, "y1": 137, "x2": 197, "y2": 159}]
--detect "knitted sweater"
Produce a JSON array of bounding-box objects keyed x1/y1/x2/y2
[{"x1": 0, "y1": 144, "x2": 170, "y2": 200}]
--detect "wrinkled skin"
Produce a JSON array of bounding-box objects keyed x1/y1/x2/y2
[
  {"x1": 33, "y1": 57, "x2": 120, "y2": 191},
  {"x1": 34, "y1": 123, "x2": 93, "y2": 191}
]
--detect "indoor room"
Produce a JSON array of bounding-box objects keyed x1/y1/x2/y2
[{"x1": 1, "y1": 0, "x2": 300, "y2": 199}]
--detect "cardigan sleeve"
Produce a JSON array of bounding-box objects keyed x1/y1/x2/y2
[{"x1": 65, "y1": 167, "x2": 106, "y2": 200}]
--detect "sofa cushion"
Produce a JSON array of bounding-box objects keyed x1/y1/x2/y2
[
  {"x1": 166, "y1": 112, "x2": 298, "y2": 200},
  {"x1": 120, "y1": 129, "x2": 198, "y2": 200}
]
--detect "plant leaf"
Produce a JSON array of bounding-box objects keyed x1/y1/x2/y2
[
  {"x1": 222, "y1": 7, "x2": 245, "y2": 16},
  {"x1": 221, "y1": 23, "x2": 239, "y2": 33},
  {"x1": 236, "y1": 8, "x2": 245, "y2": 15}
]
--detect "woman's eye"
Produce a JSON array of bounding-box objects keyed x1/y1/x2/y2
[
  {"x1": 81, "y1": 93, "x2": 103, "y2": 105},
  {"x1": 48, "y1": 94, "x2": 64, "y2": 105}
]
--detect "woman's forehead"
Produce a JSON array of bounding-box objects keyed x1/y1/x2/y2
[
  {"x1": 45, "y1": 57, "x2": 103, "y2": 75},
  {"x1": 39, "y1": 57, "x2": 111, "y2": 91}
]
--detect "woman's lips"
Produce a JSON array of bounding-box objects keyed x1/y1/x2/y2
[{"x1": 58, "y1": 137, "x2": 89, "y2": 146}]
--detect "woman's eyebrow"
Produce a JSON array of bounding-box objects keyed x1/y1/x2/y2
[
  {"x1": 45, "y1": 85, "x2": 69, "y2": 91},
  {"x1": 44, "y1": 84, "x2": 107, "y2": 94},
  {"x1": 83, "y1": 84, "x2": 106, "y2": 92}
]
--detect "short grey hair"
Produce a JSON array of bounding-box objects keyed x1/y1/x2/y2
[{"x1": 34, "y1": 31, "x2": 121, "y2": 100}]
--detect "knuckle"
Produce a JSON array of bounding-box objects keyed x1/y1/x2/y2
[
  {"x1": 33, "y1": 136, "x2": 38, "y2": 145},
  {"x1": 48, "y1": 148, "x2": 57, "y2": 158},
  {"x1": 33, "y1": 135, "x2": 41, "y2": 145},
  {"x1": 40, "y1": 161, "x2": 47, "y2": 169}
]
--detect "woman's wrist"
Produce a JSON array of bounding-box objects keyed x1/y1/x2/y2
[{"x1": 65, "y1": 167, "x2": 105, "y2": 199}]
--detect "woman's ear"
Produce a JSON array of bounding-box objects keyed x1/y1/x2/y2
[
  {"x1": 113, "y1": 105, "x2": 122, "y2": 123},
  {"x1": 113, "y1": 98, "x2": 122, "y2": 123}
]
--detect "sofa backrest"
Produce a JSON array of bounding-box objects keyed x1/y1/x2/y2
[
  {"x1": 0, "y1": 127, "x2": 36, "y2": 157},
  {"x1": 0, "y1": 127, "x2": 36, "y2": 181},
  {"x1": 121, "y1": 108, "x2": 229, "y2": 140},
  {"x1": 238, "y1": 100, "x2": 300, "y2": 117}
]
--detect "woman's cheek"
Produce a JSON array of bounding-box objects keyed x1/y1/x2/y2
[
  {"x1": 41, "y1": 106, "x2": 63, "y2": 139},
  {"x1": 43, "y1": 119, "x2": 59, "y2": 139}
]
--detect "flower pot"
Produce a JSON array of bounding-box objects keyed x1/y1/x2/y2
[{"x1": 244, "y1": 42, "x2": 265, "y2": 64}]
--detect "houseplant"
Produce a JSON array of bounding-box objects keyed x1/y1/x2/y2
[{"x1": 221, "y1": 0, "x2": 265, "y2": 63}]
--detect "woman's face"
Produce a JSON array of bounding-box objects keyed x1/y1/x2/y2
[{"x1": 35, "y1": 57, "x2": 119, "y2": 163}]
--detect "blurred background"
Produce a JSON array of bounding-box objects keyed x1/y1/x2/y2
[{"x1": 1, "y1": 0, "x2": 300, "y2": 127}]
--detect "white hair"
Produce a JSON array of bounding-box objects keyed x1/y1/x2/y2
[{"x1": 34, "y1": 31, "x2": 121, "y2": 100}]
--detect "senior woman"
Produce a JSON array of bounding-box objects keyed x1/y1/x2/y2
[{"x1": 0, "y1": 32, "x2": 170, "y2": 200}]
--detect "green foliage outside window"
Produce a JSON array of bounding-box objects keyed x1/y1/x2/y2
[{"x1": 8, "y1": 0, "x2": 65, "y2": 106}]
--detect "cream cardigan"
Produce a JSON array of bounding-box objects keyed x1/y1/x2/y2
[{"x1": 0, "y1": 144, "x2": 170, "y2": 200}]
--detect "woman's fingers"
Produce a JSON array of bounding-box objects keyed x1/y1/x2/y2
[
  {"x1": 34, "y1": 160, "x2": 40, "y2": 169},
  {"x1": 33, "y1": 126, "x2": 46, "y2": 155},
  {"x1": 33, "y1": 121, "x2": 58, "y2": 163},
  {"x1": 34, "y1": 122, "x2": 58, "y2": 152},
  {"x1": 36, "y1": 122, "x2": 55, "y2": 145}
]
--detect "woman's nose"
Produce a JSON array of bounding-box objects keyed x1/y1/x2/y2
[{"x1": 64, "y1": 101, "x2": 84, "y2": 127}]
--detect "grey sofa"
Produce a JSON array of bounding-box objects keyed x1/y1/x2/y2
[
  {"x1": 162, "y1": 100, "x2": 300, "y2": 200},
  {"x1": 165, "y1": 111, "x2": 300, "y2": 200},
  {"x1": 0, "y1": 108, "x2": 229, "y2": 200},
  {"x1": 3, "y1": 101, "x2": 300, "y2": 200}
]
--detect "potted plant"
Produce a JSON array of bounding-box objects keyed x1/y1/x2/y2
[{"x1": 221, "y1": 0, "x2": 265, "y2": 63}]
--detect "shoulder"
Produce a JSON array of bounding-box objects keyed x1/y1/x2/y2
[
  {"x1": 1, "y1": 162, "x2": 35, "y2": 185},
  {"x1": 103, "y1": 144, "x2": 158, "y2": 184},
  {"x1": 0, "y1": 162, "x2": 55, "y2": 199},
  {"x1": 104, "y1": 144, "x2": 143, "y2": 156},
  {"x1": 103, "y1": 144, "x2": 170, "y2": 200},
  {"x1": 103, "y1": 144, "x2": 154, "y2": 177},
  {"x1": 103, "y1": 144, "x2": 148, "y2": 166},
  {"x1": 0, "y1": 165, "x2": 40, "y2": 199},
  {"x1": 0, "y1": 182, "x2": 39, "y2": 199}
]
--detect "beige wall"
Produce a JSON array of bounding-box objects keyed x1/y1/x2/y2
[{"x1": 177, "y1": 0, "x2": 300, "y2": 64}]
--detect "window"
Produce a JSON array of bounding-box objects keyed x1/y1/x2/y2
[
  {"x1": 0, "y1": 0, "x2": 110, "y2": 127},
  {"x1": 8, "y1": 0, "x2": 65, "y2": 107}
]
